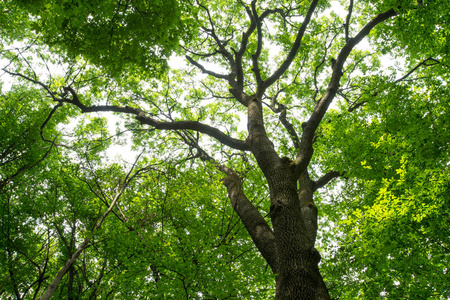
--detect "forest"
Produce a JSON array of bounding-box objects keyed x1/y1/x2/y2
[{"x1": 1, "y1": 0, "x2": 449, "y2": 299}]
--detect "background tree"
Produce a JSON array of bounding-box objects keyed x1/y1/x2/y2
[{"x1": 1, "y1": 0, "x2": 449, "y2": 299}]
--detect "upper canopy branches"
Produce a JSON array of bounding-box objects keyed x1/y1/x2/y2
[
  {"x1": 2, "y1": 0, "x2": 448, "y2": 179},
  {"x1": 185, "y1": 0, "x2": 322, "y2": 105}
]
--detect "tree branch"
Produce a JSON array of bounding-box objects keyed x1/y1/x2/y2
[
  {"x1": 260, "y1": 0, "x2": 320, "y2": 95},
  {"x1": 39, "y1": 182, "x2": 126, "y2": 300},
  {"x1": 313, "y1": 30, "x2": 341, "y2": 103},
  {"x1": 395, "y1": 57, "x2": 441, "y2": 82},
  {"x1": 2, "y1": 69, "x2": 58, "y2": 101},
  {"x1": 313, "y1": 171, "x2": 344, "y2": 192},
  {"x1": 294, "y1": 8, "x2": 397, "y2": 176},
  {"x1": 60, "y1": 87, "x2": 250, "y2": 152},
  {"x1": 178, "y1": 131, "x2": 278, "y2": 272},
  {"x1": 265, "y1": 75, "x2": 302, "y2": 149},
  {"x1": 251, "y1": 1, "x2": 264, "y2": 86},
  {"x1": 39, "y1": 154, "x2": 143, "y2": 300},
  {"x1": 185, "y1": 55, "x2": 231, "y2": 80},
  {"x1": 0, "y1": 141, "x2": 55, "y2": 190},
  {"x1": 250, "y1": 7, "x2": 283, "y2": 86},
  {"x1": 224, "y1": 0, "x2": 258, "y2": 107},
  {"x1": 195, "y1": 1, "x2": 236, "y2": 69},
  {"x1": 223, "y1": 172, "x2": 278, "y2": 272},
  {"x1": 344, "y1": 0, "x2": 354, "y2": 42},
  {"x1": 278, "y1": 104, "x2": 301, "y2": 149}
]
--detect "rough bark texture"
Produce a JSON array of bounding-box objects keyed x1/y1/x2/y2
[{"x1": 244, "y1": 90, "x2": 323, "y2": 299}]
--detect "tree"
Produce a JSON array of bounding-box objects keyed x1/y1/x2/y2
[{"x1": 1, "y1": 0, "x2": 449, "y2": 299}]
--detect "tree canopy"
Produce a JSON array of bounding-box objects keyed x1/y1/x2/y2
[{"x1": 1, "y1": 0, "x2": 449, "y2": 299}]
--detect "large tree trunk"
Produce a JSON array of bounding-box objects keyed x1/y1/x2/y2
[
  {"x1": 271, "y1": 181, "x2": 329, "y2": 299},
  {"x1": 267, "y1": 162, "x2": 323, "y2": 299},
  {"x1": 274, "y1": 251, "x2": 319, "y2": 299},
  {"x1": 231, "y1": 97, "x2": 331, "y2": 299}
]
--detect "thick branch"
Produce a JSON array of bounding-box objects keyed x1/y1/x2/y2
[
  {"x1": 179, "y1": 133, "x2": 278, "y2": 272},
  {"x1": 298, "y1": 171, "x2": 317, "y2": 245},
  {"x1": 247, "y1": 97, "x2": 282, "y2": 176},
  {"x1": 223, "y1": 173, "x2": 277, "y2": 272},
  {"x1": 236, "y1": 0, "x2": 257, "y2": 70},
  {"x1": 294, "y1": 9, "x2": 397, "y2": 176},
  {"x1": 62, "y1": 87, "x2": 250, "y2": 151}
]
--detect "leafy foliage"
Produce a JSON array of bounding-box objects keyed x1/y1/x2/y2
[{"x1": 3, "y1": 0, "x2": 197, "y2": 78}]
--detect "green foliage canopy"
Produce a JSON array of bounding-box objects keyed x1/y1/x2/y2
[
  {"x1": 2, "y1": 0, "x2": 197, "y2": 77},
  {"x1": 1, "y1": 0, "x2": 449, "y2": 299}
]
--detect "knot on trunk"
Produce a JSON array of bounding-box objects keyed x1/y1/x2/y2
[
  {"x1": 222, "y1": 172, "x2": 240, "y2": 187},
  {"x1": 311, "y1": 247, "x2": 321, "y2": 264},
  {"x1": 269, "y1": 201, "x2": 286, "y2": 219}
]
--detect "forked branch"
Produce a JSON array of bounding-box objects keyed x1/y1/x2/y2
[
  {"x1": 3, "y1": 71, "x2": 251, "y2": 153},
  {"x1": 61, "y1": 86, "x2": 250, "y2": 151},
  {"x1": 260, "y1": 0, "x2": 320, "y2": 95},
  {"x1": 396, "y1": 57, "x2": 441, "y2": 82}
]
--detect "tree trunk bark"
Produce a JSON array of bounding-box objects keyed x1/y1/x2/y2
[
  {"x1": 272, "y1": 181, "x2": 329, "y2": 300},
  {"x1": 243, "y1": 96, "x2": 330, "y2": 299},
  {"x1": 268, "y1": 164, "x2": 318, "y2": 299},
  {"x1": 261, "y1": 162, "x2": 330, "y2": 299}
]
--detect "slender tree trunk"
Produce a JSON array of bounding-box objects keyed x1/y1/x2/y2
[
  {"x1": 39, "y1": 188, "x2": 124, "y2": 300},
  {"x1": 68, "y1": 221, "x2": 76, "y2": 300},
  {"x1": 68, "y1": 266, "x2": 75, "y2": 300}
]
